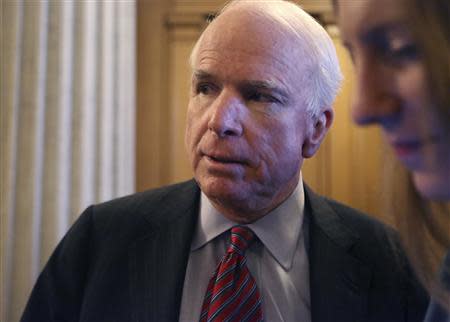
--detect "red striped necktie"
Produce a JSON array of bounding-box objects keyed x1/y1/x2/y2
[{"x1": 199, "y1": 226, "x2": 264, "y2": 322}]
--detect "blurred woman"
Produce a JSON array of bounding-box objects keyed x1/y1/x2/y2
[{"x1": 334, "y1": 0, "x2": 450, "y2": 320}]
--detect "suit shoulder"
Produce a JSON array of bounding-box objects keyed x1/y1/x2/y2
[
  {"x1": 305, "y1": 186, "x2": 400, "y2": 259},
  {"x1": 321, "y1": 196, "x2": 408, "y2": 265},
  {"x1": 324, "y1": 197, "x2": 392, "y2": 233},
  {"x1": 95, "y1": 179, "x2": 198, "y2": 213},
  {"x1": 84, "y1": 179, "x2": 199, "y2": 236}
]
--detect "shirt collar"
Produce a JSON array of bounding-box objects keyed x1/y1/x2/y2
[{"x1": 191, "y1": 177, "x2": 305, "y2": 271}]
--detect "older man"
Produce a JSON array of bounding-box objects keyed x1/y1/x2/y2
[{"x1": 22, "y1": 1, "x2": 427, "y2": 322}]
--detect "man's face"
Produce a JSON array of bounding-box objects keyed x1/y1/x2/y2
[{"x1": 185, "y1": 11, "x2": 326, "y2": 222}]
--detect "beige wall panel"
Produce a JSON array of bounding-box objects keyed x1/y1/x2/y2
[
  {"x1": 167, "y1": 28, "x2": 199, "y2": 182},
  {"x1": 137, "y1": 0, "x2": 171, "y2": 191},
  {"x1": 172, "y1": 0, "x2": 332, "y2": 16}
]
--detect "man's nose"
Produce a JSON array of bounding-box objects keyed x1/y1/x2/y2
[
  {"x1": 208, "y1": 91, "x2": 244, "y2": 138},
  {"x1": 351, "y1": 59, "x2": 400, "y2": 127}
]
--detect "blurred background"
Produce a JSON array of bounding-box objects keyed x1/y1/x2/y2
[{"x1": 1, "y1": 0, "x2": 384, "y2": 320}]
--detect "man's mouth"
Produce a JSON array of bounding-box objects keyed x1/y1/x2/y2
[{"x1": 206, "y1": 155, "x2": 244, "y2": 164}]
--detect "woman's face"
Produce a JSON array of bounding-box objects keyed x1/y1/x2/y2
[{"x1": 337, "y1": 0, "x2": 450, "y2": 200}]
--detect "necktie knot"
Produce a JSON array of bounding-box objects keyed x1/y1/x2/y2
[{"x1": 228, "y1": 226, "x2": 255, "y2": 256}]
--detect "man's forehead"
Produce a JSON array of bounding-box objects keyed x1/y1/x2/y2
[
  {"x1": 194, "y1": 30, "x2": 302, "y2": 76},
  {"x1": 192, "y1": 42, "x2": 305, "y2": 90},
  {"x1": 196, "y1": 44, "x2": 295, "y2": 69},
  {"x1": 189, "y1": 6, "x2": 311, "y2": 94},
  {"x1": 194, "y1": 8, "x2": 309, "y2": 69},
  {"x1": 200, "y1": 6, "x2": 297, "y2": 55}
]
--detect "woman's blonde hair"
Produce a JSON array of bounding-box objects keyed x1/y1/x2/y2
[{"x1": 384, "y1": 152, "x2": 450, "y2": 309}]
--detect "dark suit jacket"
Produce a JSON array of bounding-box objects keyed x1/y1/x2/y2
[{"x1": 21, "y1": 180, "x2": 428, "y2": 322}]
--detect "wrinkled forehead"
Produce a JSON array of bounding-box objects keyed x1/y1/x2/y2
[{"x1": 193, "y1": 7, "x2": 307, "y2": 70}]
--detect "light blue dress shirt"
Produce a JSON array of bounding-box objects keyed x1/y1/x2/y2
[{"x1": 179, "y1": 180, "x2": 311, "y2": 322}]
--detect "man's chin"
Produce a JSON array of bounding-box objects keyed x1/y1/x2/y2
[{"x1": 198, "y1": 176, "x2": 248, "y2": 203}]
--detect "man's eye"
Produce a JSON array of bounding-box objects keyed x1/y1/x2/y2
[
  {"x1": 247, "y1": 91, "x2": 279, "y2": 103},
  {"x1": 196, "y1": 83, "x2": 215, "y2": 95}
]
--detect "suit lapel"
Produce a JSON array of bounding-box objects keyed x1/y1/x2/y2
[
  {"x1": 305, "y1": 186, "x2": 372, "y2": 322},
  {"x1": 128, "y1": 181, "x2": 200, "y2": 322}
]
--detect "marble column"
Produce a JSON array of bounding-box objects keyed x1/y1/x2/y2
[{"x1": 1, "y1": 0, "x2": 136, "y2": 320}]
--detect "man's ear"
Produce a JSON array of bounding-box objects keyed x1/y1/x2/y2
[{"x1": 302, "y1": 107, "x2": 334, "y2": 158}]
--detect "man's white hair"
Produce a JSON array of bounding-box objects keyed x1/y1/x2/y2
[{"x1": 189, "y1": 0, "x2": 343, "y2": 116}]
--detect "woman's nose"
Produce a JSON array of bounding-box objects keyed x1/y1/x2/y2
[{"x1": 351, "y1": 59, "x2": 401, "y2": 127}]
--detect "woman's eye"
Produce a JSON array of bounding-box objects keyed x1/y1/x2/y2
[
  {"x1": 381, "y1": 35, "x2": 420, "y2": 64},
  {"x1": 389, "y1": 43, "x2": 419, "y2": 61},
  {"x1": 368, "y1": 30, "x2": 421, "y2": 66}
]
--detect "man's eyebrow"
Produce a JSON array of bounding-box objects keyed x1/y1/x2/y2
[{"x1": 192, "y1": 70, "x2": 214, "y2": 81}]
